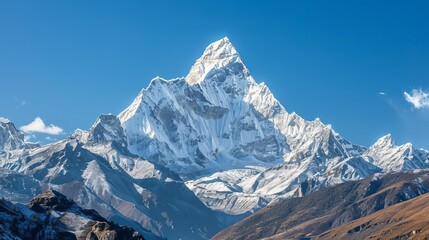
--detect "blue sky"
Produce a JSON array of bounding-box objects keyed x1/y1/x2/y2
[{"x1": 1, "y1": 1, "x2": 428, "y2": 148}]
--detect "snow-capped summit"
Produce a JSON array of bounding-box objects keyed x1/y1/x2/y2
[
  {"x1": 118, "y1": 37, "x2": 373, "y2": 215},
  {"x1": 364, "y1": 134, "x2": 429, "y2": 172},
  {"x1": 372, "y1": 134, "x2": 396, "y2": 149},
  {"x1": 87, "y1": 114, "x2": 127, "y2": 147},
  {"x1": 0, "y1": 118, "x2": 38, "y2": 151},
  {"x1": 0, "y1": 117, "x2": 10, "y2": 123},
  {"x1": 118, "y1": 37, "x2": 369, "y2": 179},
  {"x1": 186, "y1": 37, "x2": 244, "y2": 85},
  {"x1": 119, "y1": 37, "x2": 291, "y2": 175}
]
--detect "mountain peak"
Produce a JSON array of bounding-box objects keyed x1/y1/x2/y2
[
  {"x1": 185, "y1": 37, "x2": 243, "y2": 85},
  {"x1": 203, "y1": 37, "x2": 237, "y2": 57},
  {"x1": 0, "y1": 119, "x2": 28, "y2": 151},
  {"x1": 373, "y1": 134, "x2": 396, "y2": 148},
  {"x1": 0, "y1": 117, "x2": 10, "y2": 123},
  {"x1": 29, "y1": 189, "x2": 75, "y2": 211},
  {"x1": 87, "y1": 114, "x2": 127, "y2": 146}
]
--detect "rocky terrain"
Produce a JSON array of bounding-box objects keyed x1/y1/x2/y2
[
  {"x1": 316, "y1": 192, "x2": 429, "y2": 240},
  {"x1": 0, "y1": 190, "x2": 148, "y2": 240}
]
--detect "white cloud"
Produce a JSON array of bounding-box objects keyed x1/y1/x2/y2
[
  {"x1": 45, "y1": 136, "x2": 57, "y2": 141},
  {"x1": 20, "y1": 117, "x2": 63, "y2": 135},
  {"x1": 378, "y1": 92, "x2": 386, "y2": 96},
  {"x1": 24, "y1": 134, "x2": 36, "y2": 142},
  {"x1": 404, "y1": 89, "x2": 429, "y2": 109}
]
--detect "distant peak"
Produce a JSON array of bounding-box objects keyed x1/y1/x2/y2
[
  {"x1": 0, "y1": 117, "x2": 10, "y2": 124},
  {"x1": 87, "y1": 114, "x2": 126, "y2": 146},
  {"x1": 97, "y1": 113, "x2": 118, "y2": 122},
  {"x1": 185, "y1": 37, "x2": 243, "y2": 85},
  {"x1": 373, "y1": 134, "x2": 396, "y2": 148},
  {"x1": 221, "y1": 36, "x2": 230, "y2": 42},
  {"x1": 29, "y1": 189, "x2": 75, "y2": 211}
]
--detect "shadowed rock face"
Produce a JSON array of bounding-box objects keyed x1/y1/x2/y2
[
  {"x1": 0, "y1": 190, "x2": 146, "y2": 240},
  {"x1": 29, "y1": 190, "x2": 75, "y2": 212}
]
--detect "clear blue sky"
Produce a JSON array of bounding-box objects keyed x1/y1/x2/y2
[{"x1": 1, "y1": 1, "x2": 428, "y2": 148}]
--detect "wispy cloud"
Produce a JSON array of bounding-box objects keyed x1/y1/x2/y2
[
  {"x1": 14, "y1": 97, "x2": 27, "y2": 109},
  {"x1": 378, "y1": 91, "x2": 386, "y2": 96},
  {"x1": 45, "y1": 136, "x2": 57, "y2": 141},
  {"x1": 24, "y1": 134, "x2": 36, "y2": 142},
  {"x1": 404, "y1": 89, "x2": 429, "y2": 109},
  {"x1": 20, "y1": 117, "x2": 63, "y2": 135}
]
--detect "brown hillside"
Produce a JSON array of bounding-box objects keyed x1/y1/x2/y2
[
  {"x1": 315, "y1": 192, "x2": 429, "y2": 240},
  {"x1": 213, "y1": 171, "x2": 429, "y2": 240}
]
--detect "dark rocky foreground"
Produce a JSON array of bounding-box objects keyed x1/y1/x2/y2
[{"x1": 0, "y1": 190, "x2": 146, "y2": 240}]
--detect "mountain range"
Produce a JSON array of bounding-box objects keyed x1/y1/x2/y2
[{"x1": 1, "y1": 37, "x2": 428, "y2": 239}]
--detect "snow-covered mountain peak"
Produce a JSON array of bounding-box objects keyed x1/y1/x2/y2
[
  {"x1": 87, "y1": 114, "x2": 127, "y2": 146},
  {"x1": 185, "y1": 37, "x2": 247, "y2": 85},
  {"x1": 118, "y1": 37, "x2": 369, "y2": 177},
  {"x1": 363, "y1": 134, "x2": 429, "y2": 172},
  {"x1": 198, "y1": 37, "x2": 237, "y2": 62},
  {"x1": 0, "y1": 116, "x2": 10, "y2": 123},
  {"x1": 0, "y1": 119, "x2": 37, "y2": 151},
  {"x1": 373, "y1": 134, "x2": 396, "y2": 149}
]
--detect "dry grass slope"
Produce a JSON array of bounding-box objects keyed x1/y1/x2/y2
[
  {"x1": 316, "y1": 193, "x2": 429, "y2": 240},
  {"x1": 212, "y1": 171, "x2": 429, "y2": 240}
]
